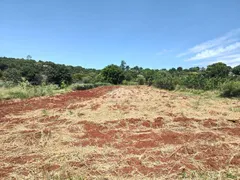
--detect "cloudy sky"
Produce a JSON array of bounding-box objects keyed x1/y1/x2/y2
[
  {"x1": 178, "y1": 29, "x2": 240, "y2": 67},
  {"x1": 1, "y1": 0, "x2": 240, "y2": 69}
]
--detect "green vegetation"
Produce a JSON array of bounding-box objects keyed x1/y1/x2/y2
[
  {"x1": 0, "y1": 56, "x2": 240, "y2": 99},
  {"x1": 101, "y1": 64, "x2": 125, "y2": 84},
  {"x1": 0, "y1": 80, "x2": 69, "y2": 100},
  {"x1": 71, "y1": 83, "x2": 111, "y2": 90},
  {"x1": 221, "y1": 81, "x2": 240, "y2": 98}
]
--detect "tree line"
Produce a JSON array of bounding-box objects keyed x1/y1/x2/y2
[{"x1": 0, "y1": 57, "x2": 239, "y2": 97}]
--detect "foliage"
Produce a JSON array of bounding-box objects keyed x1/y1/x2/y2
[
  {"x1": 0, "y1": 83, "x2": 61, "y2": 100},
  {"x1": 3, "y1": 68, "x2": 21, "y2": 83},
  {"x1": 72, "y1": 73, "x2": 84, "y2": 83},
  {"x1": 0, "y1": 57, "x2": 240, "y2": 98},
  {"x1": 45, "y1": 64, "x2": 72, "y2": 85},
  {"x1": 136, "y1": 75, "x2": 146, "y2": 85},
  {"x1": 120, "y1": 60, "x2": 126, "y2": 71},
  {"x1": 71, "y1": 83, "x2": 111, "y2": 91},
  {"x1": 232, "y1": 65, "x2": 240, "y2": 75},
  {"x1": 177, "y1": 67, "x2": 183, "y2": 71},
  {"x1": 181, "y1": 74, "x2": 205, "y2": 89},
  {"x1": 153, "y1": 71, "x2": 175, "y2": 90},
  {"x1": 0, "y1": 57, "x2": 99, "y2": 85},
  {"x1": 221, "y1": 81, "x2": 240, "y2": 98},
  {"x1": 122, "y1": 80, "x2": 138, "y2": 85},
  {"x1": 206, "y1": 62, "x2": 231, "y2": 78},
  {"x1": 101, "y1": 64, "x2": 124, "y2": 84},
  {"x1": 72, "y1": 83, "x2": 95, "y2": 90}
]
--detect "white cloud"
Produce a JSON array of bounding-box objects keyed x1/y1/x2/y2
[
  {"x1": 178, "y1": 28, "x2": 240, "y2": 66},
  {"x1": 187, "y1": 42, "x2": 240, "y2": 61},
  {"x1": 193, "y1": 54, "x2": 240, "y2": 67}
]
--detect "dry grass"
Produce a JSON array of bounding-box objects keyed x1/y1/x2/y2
[{"x1": 0, "y1": 86, "x2": 239, "y2": 179}]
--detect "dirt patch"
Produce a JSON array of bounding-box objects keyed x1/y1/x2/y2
[{"x1": 0, "y1": 86, "x2": 118, "y2": 118}]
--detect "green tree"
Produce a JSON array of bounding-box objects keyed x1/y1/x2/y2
[
  {"x1": 232, "y1": 65, "x2": 240, "y2": 75},
  {"x1": 136, "y1": 75, "x2": 146, "y2": 85},
  {"x1": 120, "y1": 60, "x2": 126, "y2": 71},
  {"x1": 142, "y1": 69, "x2": 155, "y2": 81},
  {"x1": 102, "y1": 64, "x2": 124, "y2": 84},
  {"x1": 177, "y1": 67, "x2": 183, "y2": 71},
  {"x1": 206, "y1": 62, "x2": 231, "y2": 78},
  {"x1": 72, "y1": 73, "x2": 84, "y2": 83},
  {"x1": 45, "y1": 65, "x2": 72, "y2": 85},
  {"x1": 154, "y1": 71, "x2": 175, "y2": 90},
  {"x1": 93, "y1": 73, "x2": 105, "y2": 83},
  {"x1": 169, "y1": 68, "x2": 177, "y2": 74},
  {"x1": 0, "y1": 63, "x2": 8, "y2": 71},
  {"x1": 3, "y1": 68, "x2": 22, "y2": 83},
  {"x1": 189, "y1": 66, "x2": 200, "y2": 72},
  {"x1": 0, "y1": 70, "x2": 3, "y2": 79},
  {"x1": 26, "y1": 55, "x2": 32, "y2": 60},
  {"x1": 21, "y1": 65, "x2": 40, "y2": 83}
]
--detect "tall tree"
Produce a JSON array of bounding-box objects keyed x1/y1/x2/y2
[
  {"x1": 120, "y1": 60, "x2": 126, "y2": 71},
  {"x1": 102, "y1": 64, "x2": 124, "y2": 84},
  {"x1": 26, "y1": 55, "x2": 32, "y2": 60},
  {"x1": 206, "y1": 62, "x2": 231, "y2": 78},
  {"x1": 232, "y1": 65, "x2": 240, "y2": 75}
]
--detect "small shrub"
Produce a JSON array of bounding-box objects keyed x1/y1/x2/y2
[
  {"x1": 94, "y1": 82, "x2": 111, "y2": 87},
  {"x1": 8, "y1": 91, "x2": 28, "y2": 99},
  {"x1": 72, "y1": 84, "x2": 94, "y2": 90},
  {"x1": 221, "y1": 81, "x2": 240, "y2": 98},
  {"x1": 71, "y1": 83, "x2": 111, "y2": 91},
  {"x1": 122, "y1": 80, "x2": 138, "y2": 85},
  {"x1": 60, "y1": 81, "x2": 67, "y2": 89}
]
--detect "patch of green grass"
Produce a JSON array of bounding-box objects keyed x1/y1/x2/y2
[
  {"x1": 0, "y1": 84, "x2": 71, "y2": 100},
  {"x1": 226, "y1": 172, "x2": 238, "y2": 179},
  {"x1": 175, "y1": 87, "x2": 220, "y2": 99},
  {"x1": 178, "y1": 169, "x2": 239, "y2": 180},
  {"x1": 42, "y1": 109, "x2": 49, "y2": 116},
  {"x1": 69, "y1": 110, "x2": 74, "y2": 115},
  {"x1": 229, "y1": 107, "x2": 240, "y2": 112}
]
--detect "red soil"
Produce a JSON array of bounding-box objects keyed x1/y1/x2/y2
[
  {"x1": 0, "y1": 86, "x2": 239, "y2": 179},
  {"x1": 0, "y1": 86, "x2": 118, "y2": 118}
]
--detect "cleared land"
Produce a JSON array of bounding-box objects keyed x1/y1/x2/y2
[{"x1": 0, "y1": 86, "x2": 239, "y2": 179}]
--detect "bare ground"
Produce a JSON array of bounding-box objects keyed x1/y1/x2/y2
[{"x1": 0, "y1": 86, "x2": 239, "y2": 179}]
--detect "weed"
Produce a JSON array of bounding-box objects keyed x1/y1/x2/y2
[
  {"x1": 229, "y1": 107, "x2": 240, "y2": 112},
  {"x1": 221, "y1": 81, "x2": 240, "y2": 98},
  {"x1": 226, "y1": 172, "x2": 237, "y2": 179},
  {"x1": 42, "y1": 109, "x2": 49, "y2": 116},
  {"x1": 192, "y1": 97, "x2": 202, "y2": 109},
  {"x1": 77, "y1": 112, "x2": 85, "y2": 117},
  {"x1": 69, "y1": 110, "x2": 74, "y2": 115}
]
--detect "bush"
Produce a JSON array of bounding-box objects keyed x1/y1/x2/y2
[
  {"x1": 221, "y1": 81, "x2": 240, "y2": 98},
  {"x1": 153, "y1": 71, "x2": 175, "y2": 90},
  {"x1": 181, "y1": 74, "x2": 205, "y2": 89},
  {"x1": 3, "y1": 68, "x2": 22, "y2": 83},
  {"x1": 232, "y1": 65, "x2": 240, "y2": 75},
  {"x1": 71, "y1": 83, "x2": 111, "y2": 91},
  {"x1": 122, "y1": 80, "x2": 138, "y2": 85},
  {"x1": 136, "y1": 75, "x2": 146, "y2": 85}
]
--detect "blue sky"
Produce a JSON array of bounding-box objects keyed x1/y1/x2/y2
[{"x1": 1, "y1": 0, "x2": 240, "y2": 69}]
